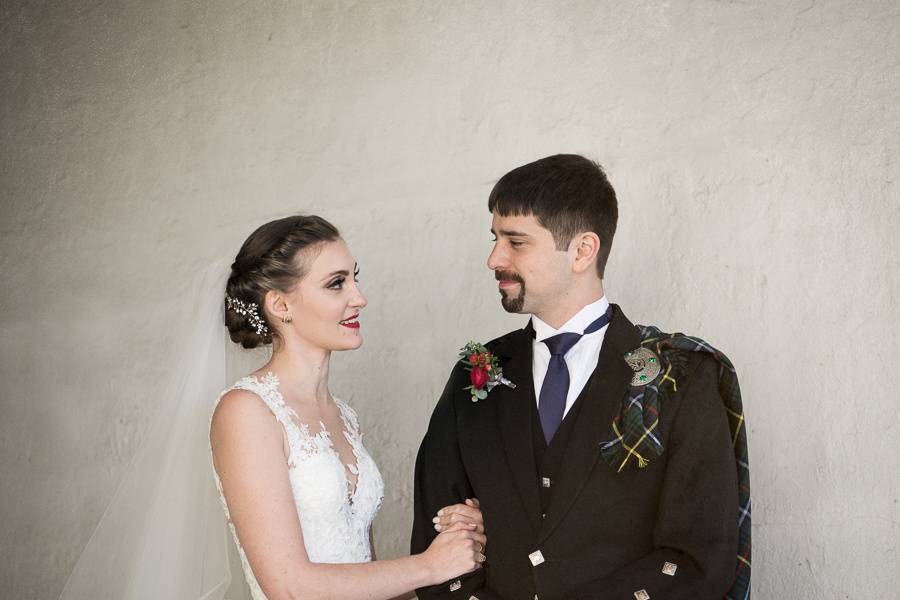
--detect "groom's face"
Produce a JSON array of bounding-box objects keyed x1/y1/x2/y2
[{"x1": 487, "y1": 212, "x2": 571, "y2": 316}]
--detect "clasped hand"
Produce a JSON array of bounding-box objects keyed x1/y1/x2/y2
[{"x1": 421, "y1": 498, "x2": 487, "y2": 583}]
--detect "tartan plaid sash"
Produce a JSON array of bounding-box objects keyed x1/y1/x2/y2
[{"x1": 599, "y1": 325, "x2": 752, "y2": 600}]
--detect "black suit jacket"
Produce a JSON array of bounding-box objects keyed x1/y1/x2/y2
[{"x1": 412, "y1": 306, "x2": 738, "y2": 600}]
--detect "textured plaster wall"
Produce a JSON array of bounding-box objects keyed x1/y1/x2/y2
[{"x1": 2, "y1": 1, "x2": 898, "y2": 598}]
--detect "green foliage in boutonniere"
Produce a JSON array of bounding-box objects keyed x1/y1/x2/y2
[{"x1": 458, "y1": 341, "x2": 516, "y2": 402}]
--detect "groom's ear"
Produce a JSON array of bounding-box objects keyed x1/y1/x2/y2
[{"x1": 570, "y1": 231, "x2": 601, "y2": 275}]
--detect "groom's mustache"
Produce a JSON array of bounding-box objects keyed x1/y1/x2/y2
[{"x1": 494, "y1": 270, "x2": 525, "y2": 284}]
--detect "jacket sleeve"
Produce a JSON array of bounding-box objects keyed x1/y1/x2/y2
[
  {"x1": 411, "y1": 366, "x2": 505, "y2": 600},
  {"x1": 573, "y1": 356, "x2": 740, "y2": 600}
]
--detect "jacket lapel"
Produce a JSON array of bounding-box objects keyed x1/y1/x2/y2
[
  {"x1": 536, "y1": 305, "x2": 641, "y2": 544},
  {"x1": 493, "y1": 323, "x2": 543, "y2": 535}
]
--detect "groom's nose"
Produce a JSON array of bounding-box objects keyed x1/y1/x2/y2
[{"x1": 487, "y1": 243, "x2": 506, "y2": 271}]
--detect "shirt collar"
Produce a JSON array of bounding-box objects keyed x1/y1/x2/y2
[{"x1": 532, "y1": 296, "x2": 611, "y2": 342}]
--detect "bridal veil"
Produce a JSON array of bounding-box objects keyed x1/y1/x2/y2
[{"x1": 58, "y1": 261, "x2": 247, "y2": 599}]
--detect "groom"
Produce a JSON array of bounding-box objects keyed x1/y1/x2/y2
[{"x1": 412, "y1": 155, "x2": 749, "y2": 600}]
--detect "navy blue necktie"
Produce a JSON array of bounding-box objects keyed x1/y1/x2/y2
[{"x1": 538, "y1": 306, "x2": 613, "y2": 443}]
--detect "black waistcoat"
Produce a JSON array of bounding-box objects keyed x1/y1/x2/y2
[{"x1": 531, "y1": 393, "x2": 589, "y2": 513}]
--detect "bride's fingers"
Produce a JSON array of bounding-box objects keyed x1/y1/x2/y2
[
  {"x1": 462, "y1": 530, "x2": 487, "y2": 547},
  {"x1": 433, "y1": 503, "x2": 484, "y2": 531},
  {"x1": 436, "y1": 503, "x2": 482, "y2": 522},
  {"x1": 442, "y1": 526, "x2": 486, "y2": 544},
  {"x1": 439, "y1": 521, "x2": 479, "y2": 533},
  {"x1": 434, "y1": 511, "x2": 481, "y2": 529},
  {"x1": 434, "y1": 519, "x2": 483, "y2": 533}
]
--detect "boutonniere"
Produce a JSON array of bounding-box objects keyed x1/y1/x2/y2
[{"x1": 458, "y1": 341, "x2": 516, "y2": 402}]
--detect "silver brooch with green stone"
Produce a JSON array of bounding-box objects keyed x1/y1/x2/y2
[{"x1": 624, "y1": 347, "x2": 661, "y2": 386}]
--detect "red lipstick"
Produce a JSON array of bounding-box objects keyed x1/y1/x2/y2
[{"x1": 340, "y1": 314, "x2": 360, "y2": 329}]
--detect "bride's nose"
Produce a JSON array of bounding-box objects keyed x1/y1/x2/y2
[{"x1": 349, "y1": 286, "x2": 367, "y2": 310}]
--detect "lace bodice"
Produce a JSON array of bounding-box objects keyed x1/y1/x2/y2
[{"x1": 212, "y1": 372, "x2": 384, "y2": 599}]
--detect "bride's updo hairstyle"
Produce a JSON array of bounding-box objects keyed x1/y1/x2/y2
[{"x1": 225, "y1": 215, "x2": 340, "y2": 348}]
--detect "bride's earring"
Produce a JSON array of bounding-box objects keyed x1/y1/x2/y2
[{"x1": 282, "y1": 314, "x2": 293, "y2": 324}]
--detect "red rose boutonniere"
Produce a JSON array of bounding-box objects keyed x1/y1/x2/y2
[{"x1": 458, "y1": 341, "x2": 516, "y2": 402}]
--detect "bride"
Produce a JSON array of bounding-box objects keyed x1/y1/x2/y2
[
  {"x1": 58, "y1": 214, "x2": 486, "y2": 600},
  {"x1": 211, "y1": 214, "x2": 487, "y2": 599}
]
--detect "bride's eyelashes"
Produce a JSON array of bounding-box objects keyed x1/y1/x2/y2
[
  {"x1": 326, "y1": 269, "x2": 360, "y2": 290},
  {"x1": 326, "y1": 265, "x2": 360, "y2": 290}
]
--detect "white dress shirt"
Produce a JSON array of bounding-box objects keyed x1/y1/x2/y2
[{"x1": 532, "y1": 296, "x2": 611, "y2": 418}]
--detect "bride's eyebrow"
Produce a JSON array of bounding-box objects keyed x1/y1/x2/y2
[{"x1": 321, "y1": 269, "x2": 350, "y2": 281}]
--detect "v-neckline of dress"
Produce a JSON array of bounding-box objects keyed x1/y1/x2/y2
[{"x1": 249, "y1": 371, "x2": 362, "y2": 505}]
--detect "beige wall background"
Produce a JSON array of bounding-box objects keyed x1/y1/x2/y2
[{"x1": 2, "y1": 1, "x2": 899, "y2": 598}]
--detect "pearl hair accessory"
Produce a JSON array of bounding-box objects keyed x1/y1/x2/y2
[{"x1": 225, "y1": 295, "x2": 268, "y2": 335}]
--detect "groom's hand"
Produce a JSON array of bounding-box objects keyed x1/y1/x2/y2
[{"x1": 433, "y1": 498, "x2": 484, "y2": 534}]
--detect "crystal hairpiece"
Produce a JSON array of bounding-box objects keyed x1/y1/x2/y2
[{"x1": 225, "y1": 295, "x2": 269, "y2": 336}]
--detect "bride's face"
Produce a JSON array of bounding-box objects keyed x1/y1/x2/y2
[{"x1": 279, "y1": 238, "x2": 367, "y2": 351}]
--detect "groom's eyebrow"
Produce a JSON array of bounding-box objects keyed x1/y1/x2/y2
[{"x1": 494, "y1": 228, "x2": 530, "y2": 237}]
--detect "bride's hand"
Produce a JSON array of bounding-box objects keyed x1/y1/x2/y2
[
  {"x1": 433, "y1": 497, "x2": 484, "y2": 534},
  {"x1": 421, "y1": 521, "x2": 487, "y2": 584}
]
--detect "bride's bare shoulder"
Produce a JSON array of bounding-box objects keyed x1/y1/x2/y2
[{"x1": 210, "y1": 386, "x2": 278, "y2": 446}]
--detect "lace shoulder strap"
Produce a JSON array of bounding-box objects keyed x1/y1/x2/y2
[
  {"x1": 222, "y1": 373, "x2": 338, "y2": 464},
  {"x1": 220, "y1": 372, "x2": 300, "y2": 434}
]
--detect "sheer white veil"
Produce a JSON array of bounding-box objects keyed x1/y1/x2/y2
[{"x1": 59, "y1": 260, "x2": 249, "y2": 600}]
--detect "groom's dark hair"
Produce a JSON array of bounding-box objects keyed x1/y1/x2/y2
[{"x1": 488, "y1": 154, "x2": 618, "y2": 278}]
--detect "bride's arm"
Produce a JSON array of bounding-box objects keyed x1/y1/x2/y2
[{"x1": 211, "y1": 390, "x2": 484, "y2": 600}]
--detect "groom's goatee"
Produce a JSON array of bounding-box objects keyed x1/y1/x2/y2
[{"x1": 494, "y1": 270, "x2": 526, "y2": 313}]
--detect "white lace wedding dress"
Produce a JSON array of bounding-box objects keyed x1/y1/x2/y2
[{"x1": 212, "y1": 372, "x2": 385, "y2": 599}]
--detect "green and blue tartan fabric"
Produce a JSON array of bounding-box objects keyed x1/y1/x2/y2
[{"x1": 599, "y1": 325, "x2": 751, "y2": 600}]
